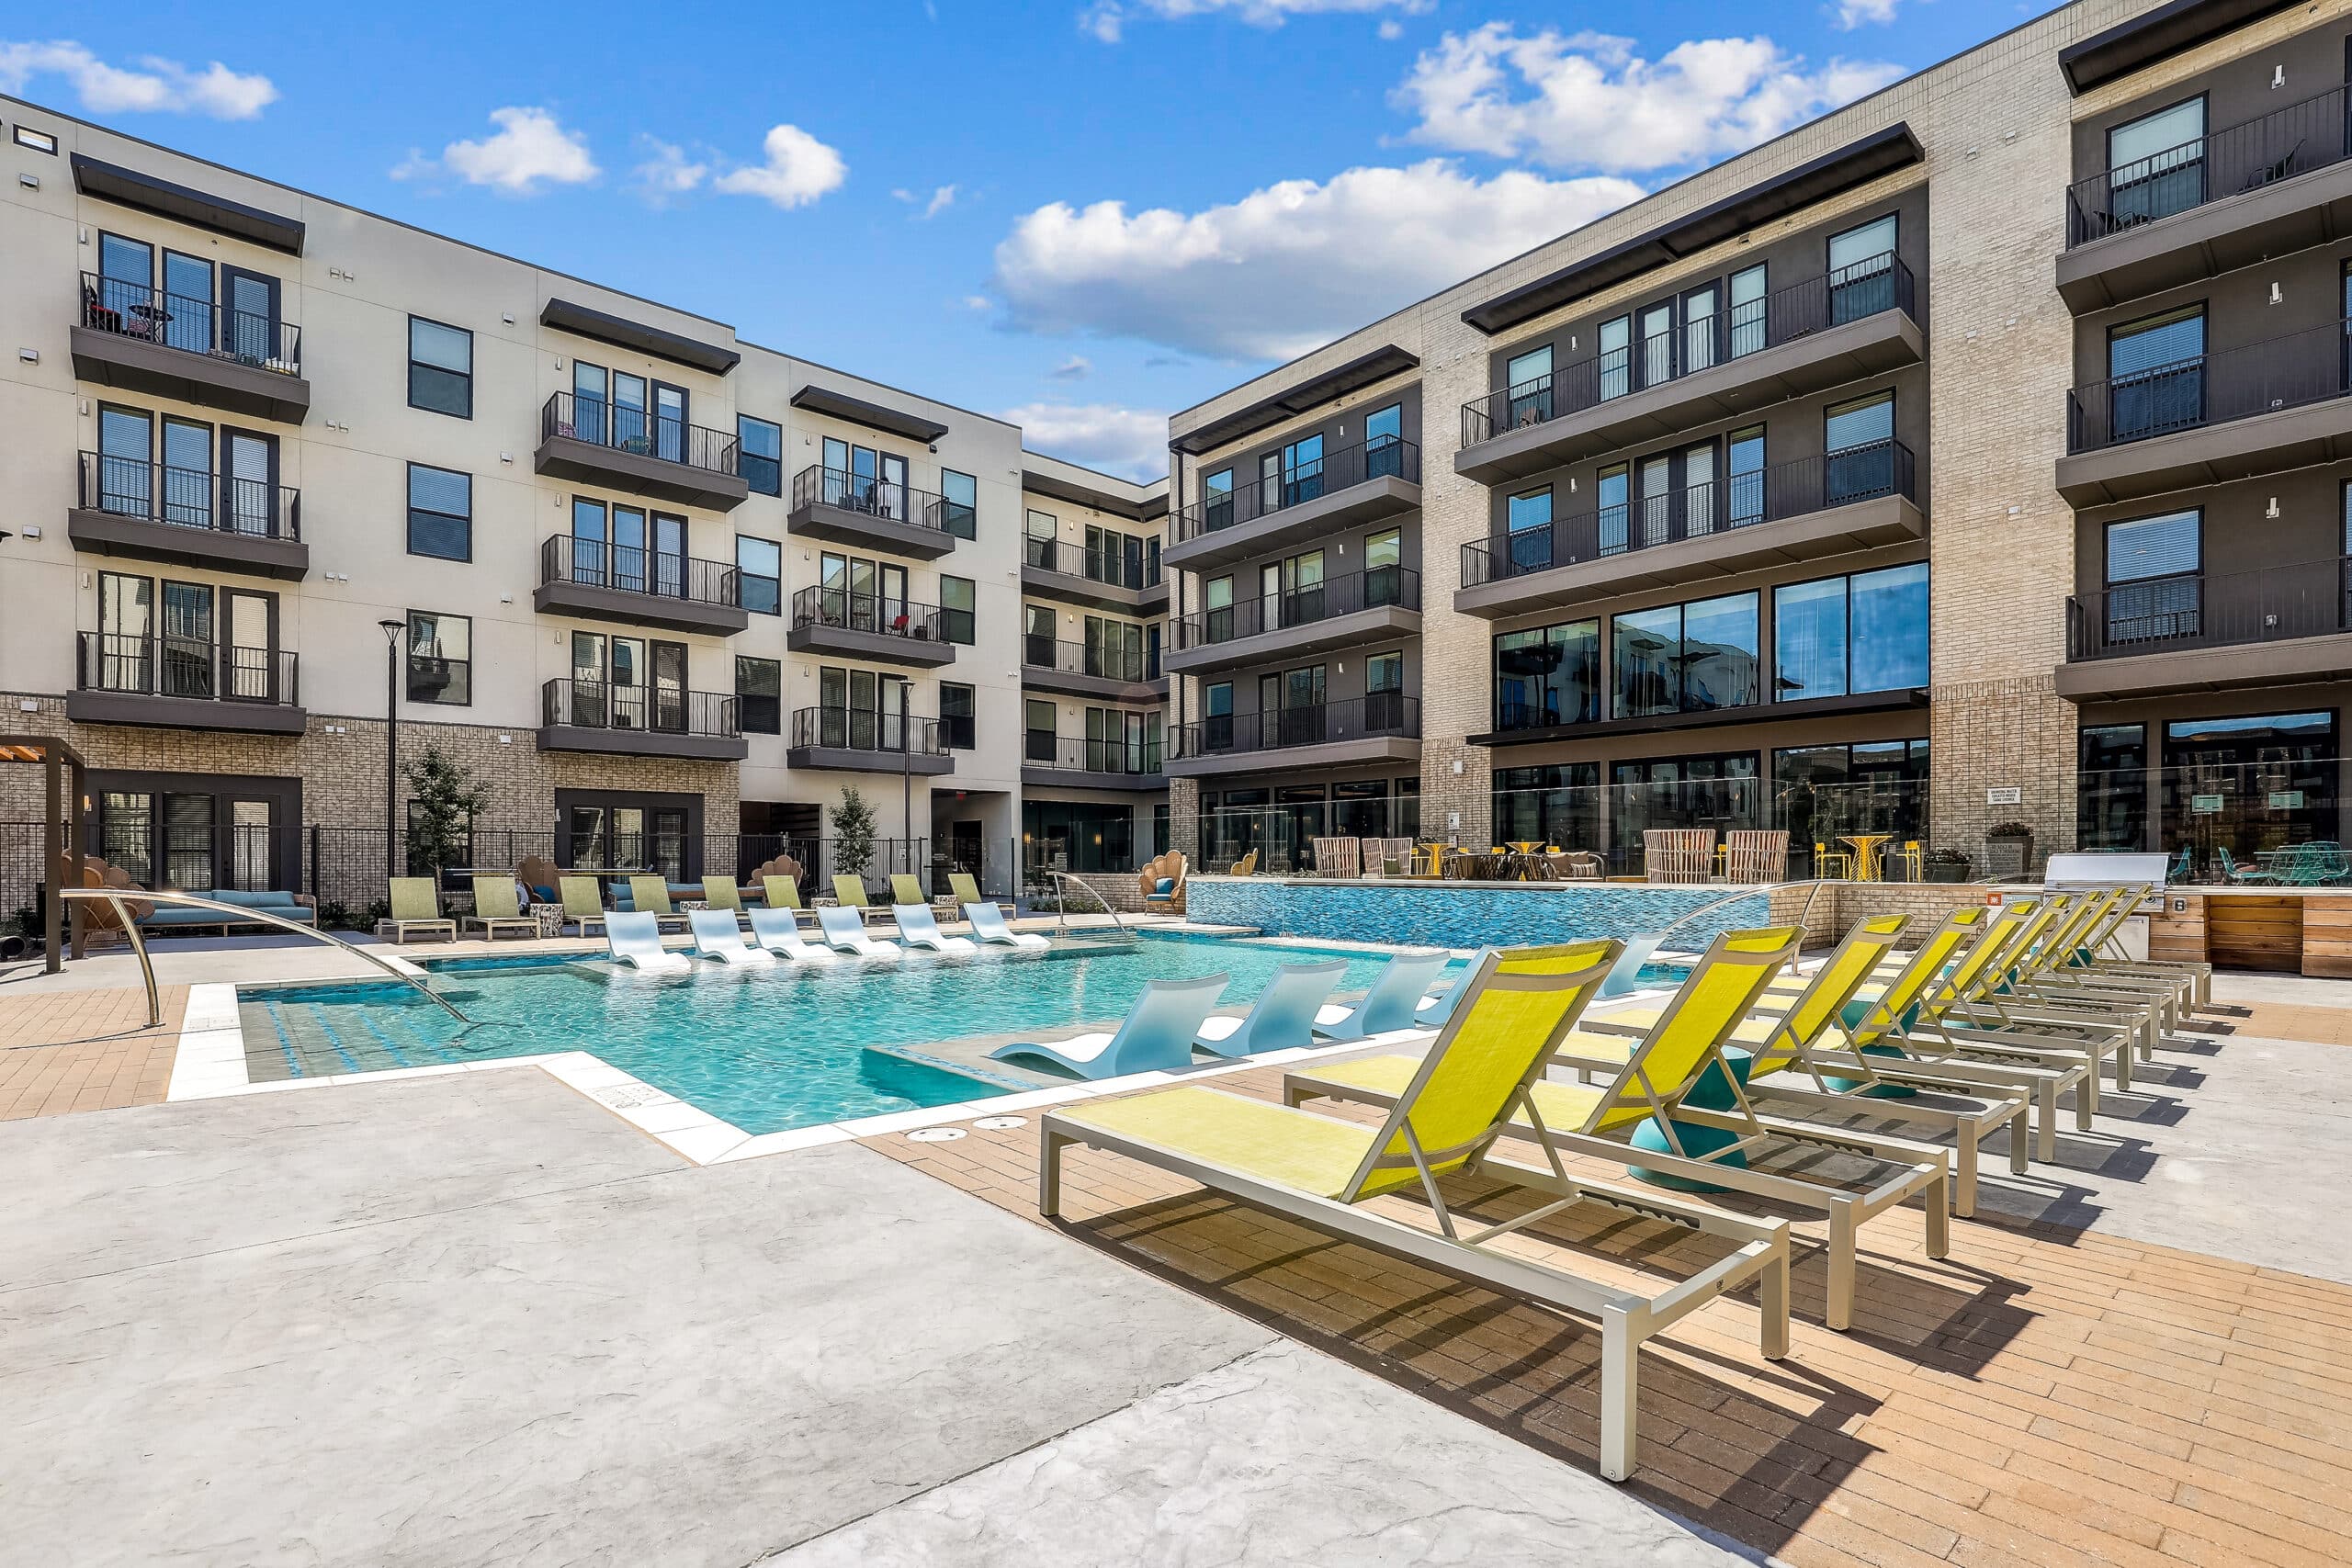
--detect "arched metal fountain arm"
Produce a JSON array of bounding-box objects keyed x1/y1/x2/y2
[
  {"x1": 1645, "y1": 879, "x2": 1832, "y2": 952},
  {"x1": 1046, "y1": 870, "x2": 1136, "y2": 940},
  {"x1": 57, "y1": 887, "x2": 471, "y2": 1028}
]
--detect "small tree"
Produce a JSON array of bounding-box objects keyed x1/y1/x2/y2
[
  {"x1": 831, "y1": 785, "x2": 876, "y2": 880},
  {"x1": 405, "y1": 744, "x2": 487, "y2": 875}
]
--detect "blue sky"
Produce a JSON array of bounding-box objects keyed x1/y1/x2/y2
[{"x1": 1, "y1": 1, "x2": 2043, "y2": 477}]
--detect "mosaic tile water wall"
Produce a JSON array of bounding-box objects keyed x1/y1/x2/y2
[{"x1": 1188, "y1": 878, "x2": 1774, "y2": 952}]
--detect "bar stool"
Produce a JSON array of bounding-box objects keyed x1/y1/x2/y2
[{"x1": 1814, "y1": 841, "x2": 1855, "y2": 879}]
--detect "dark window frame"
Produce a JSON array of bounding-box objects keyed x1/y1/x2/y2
[
  {"x1": 405, "y1": 609, "x2": 472, "y2": 706},
  {"x1": 737, "y1": 414, "x2": 783, "y2": 496},
  {"x1": 405, "y1": 461, "x2": 473, "y2": 563},
  {"x1": 735, "y1": 534, "x2": 782, "y2": 615},
  {"x1": 940, "y1": 574, "x2": 977, "y2": 645},
  {"x1": 940, "y1": 681, "x2": 977, "y2": 750},
  {"x1": 406, "y1": 314, "x2": 474, "y2": 420},
  {"x1": 734, "y1": 654, "x2": 782, "y2": 734}
]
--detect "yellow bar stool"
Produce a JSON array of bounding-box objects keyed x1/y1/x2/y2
[{"x1": 1815, "y1": 841, "x2": 1855, "y2": 879}]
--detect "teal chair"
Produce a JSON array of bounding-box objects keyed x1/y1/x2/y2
[{"x1": 2217, "y1": 848, "x2": 2278, "y2": 885}]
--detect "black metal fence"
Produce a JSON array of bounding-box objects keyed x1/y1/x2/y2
[
  {"x1": 78, "y1": 450, "x2": 301, "y2": 540},
  {"x1": 540, "y1": 679, "x2": 740, "y2": 738},
  {"x1": 788, "y1": 705, "x2": 947, "y2": 755},
  {"x1": 541, "y1": 390, "x2": 740, "y2": 476},
  {"x1": 2067, "y1": 316, "x2": 2352, "y2": 452},
  {"x1": 1024, "y1": 734, "x2": 1165, "y2": 776},
  {"x1": 539, "y1": 534, "x2": 741, "y2": 607},
  {"x1": 1172, "y1": 435, "x2": 1419, "y2": 543},
  {"x1": 790, "y1": 584, "x2": 951, "y2": 643},
  {"x1": 1021, "y1": 637, "x2": 1160, "y2": 682},
  {"x1": 1023, "y1": 536, "x2": 1161, "y2": 588},
  {"x1": 2067, "y1": 556, "x2": 2352, "y2": 660},
  {"x1": 80, "y1": 270, "x2": 301, "y2": 372},
  {"x1": 791, "y1": 463, "x2": 965, "y2": 537},
  {"x1": 2065, "y1": 82, "x2": 2351, "y2": 248},
  {"x1": 76, "y1": 631, "x2": 300, "y2": 706},
  {"x1": 1172, "y1": 567, "x2": 1421, "y2": 649}
]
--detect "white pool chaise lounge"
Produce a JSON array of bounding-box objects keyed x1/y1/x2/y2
[
  {"x1": 606, "y1": 911, "x2": 690, "y2": 973},
  {"x1": 748, "y1": 907, "x2": 835, "y2": 963},
  {"x1": 1195, "y1": 960, "x2": 1349, "y2": 1057},
  {"x1": 690, "y1": 908, "x2": 774, "y2": 965},
  {"x1": 965, "y1": 902, "x2": 1048, "y2": 949},
  {"x1": 990, "y1": 975, "x2": 1228, "y2": 1080},
  {"x1": 1314, "y1": 950, "x2": 1455, "y2": 1042},
  {"x1": 893, "y1": 904, "x2": 978, "y2": 954},
  {"x1": 818, "y1": 904, "x2": 901, "y2": 957}
]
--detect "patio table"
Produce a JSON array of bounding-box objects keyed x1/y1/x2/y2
[{"x1": 1841, "y1": 834, "x2": 1894, "y2": 882}]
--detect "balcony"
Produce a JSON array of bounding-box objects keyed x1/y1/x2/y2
[
  {"x1": 534, "y1": 392, "x2": 750, "y2": 513},
  {"x1": 1165, "y1": 695, "x2": 1420, "y2": 779},
  {"x1": 72, "y1": 272, "x2": 309, "y2": 424},
  {"x1": 2059, "y1": 83, "x2": 2352, "y2": 312},
  {"x1": 1165, "y1": 568, "x2": 1422, "y2": 675},
  {"x1": 537, "y1": 679, "x2": 747, "y2": 761},
  {"x1": 2057, "y1": 318, "x2": 2352, "y2": 505},
  {"x1": 2059, "y1": 558, "x2": 2352, "y2": 701},
  {"x1": 1166, "y1": 437, "x2": 1419, "y2": 571},
  {"x1": 785, "y1": 706, "x2": 954, "y2": 775},
  {"x1": 1455, "y1": 444, "x2": 1922, "y2": 618},
  {"x1": 67, "y1": 451, "x2": 307, "y2": 581},
  {"x1": 787, "y1": 586, "x2": 959, "y2": 668},
  {"x1": 1022, "y1": 735, "x2": 1166, "y2": 793},
  {"x1": 1021, "y1": 536, "x2": 1166, "y2": 613},
  {"x1": 534, "y1": 536, "x2": 748, "y2": 637},
  {"x1": 786, "y1": 464, "x2": 960, "y2": 560},
  {"x1": 1021, "y1": 637, "x2": 1166, "y2": 703},
  {"x1": 67, "y1": 632, "x2": 304, "y2": 734},
  {"x1": 1456, "y1": 254, "x2": 1922, "y2": 484}
]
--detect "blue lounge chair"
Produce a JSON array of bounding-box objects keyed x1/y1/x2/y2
[
  {"x1": 893, "y1": 904, "x2": 978, "y2": 953},
  {"x1": 1195, "y1": 959, "x2": 1349, "y2": 1056},
  {"x1": 818, "y1": 904, "x2": 900, "y2": 957},
  {"x1": 606, "y1": 911, "x2": 688, "y2": 973},
  {"x1": 1311, "y1": 950, "x2": 1453, "y2": 1041},
  {"x1": 990, "y1": 975, "x2": 1228, "y2": 1079},
  {"x1": 690, "y1": 908, "x2": 773, "y2": 965},
  {"x1": 748, "y1": 907, "x2": 834, "y2": 963},
  {"x1": 1412, "y1": 946, "x2": 1498, "y2": 1030},
  {"x1": 965, "y1": 901, "x2": 1048, "y2": 949}
]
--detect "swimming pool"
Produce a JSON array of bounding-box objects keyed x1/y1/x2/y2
[{"x1": 236, "y1": 933, "x2": 1424, "y2": 1135}]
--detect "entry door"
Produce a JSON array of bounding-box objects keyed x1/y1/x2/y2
[
  {"x1": 162, "y1": 417, "x2": 212, "y2": 528},
  {"x1": 650, "y1": 642, "x2": 686, "y2": 732},
  {"x1": 651, "y1": 383, "x2": 687, "y2": 464},
  {"x1": 877, "y1": 453, "x2": 909, "y2": 520},
  {"x1": 1638, "y1": 456, "x2": 1672, "y2": 547},
  {"x1": 1681, "y1": 443, "x2": 1716, "y2": 538},
  {"x1": 609, "y1": 637, "x2": 647, "y2": 729},
  {"x1": 160, "y1": 581, "x2": 214, "y2": 698},
  {"x1": 1639, "y1": 303, "x2": 1673, "y2": 388},
  {"x1": 650, "y1": 513, "x2": 685, "y2": 598},
  {"x1": 221, "y1": 267, "x2": 280, "y2": 364},
  {"x1": 612, "y1": 507, "x2": 649, "y2": 593},
  {"x1": 571, "y1": 633, "x2": 607, "y2": 725},
  {"x1": 162, "y1": 251, "x2": 213, "y2": 355},
  {"x1": 222, "y1": 430, "x2": 272, "y2": 536},
  {"x1": 225, "y1": 591, "x2": 273, "y2": 702},
  {"x1": 612, "y1": 374, "x2": 649, "y2": 452},
  {"x1": 1283, "y1": 665, "x2": 1326, "y2": 746}
]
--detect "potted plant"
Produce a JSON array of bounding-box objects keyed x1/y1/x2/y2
[
  {"x1": 1924, "y1": 848, "x2": 1972, "y2": 884},
  {"x1": 1984, "y1": 821, "x2": 2035, "y2": 881}
]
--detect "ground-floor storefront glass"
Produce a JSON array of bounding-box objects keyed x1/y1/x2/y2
[
  {"x1": 2077, "y1": 711, "x2": 2341, "y2": 878},
  {"x1": 1195, "y1": 777, "x2": 1419, "y2": 871},
  {"x1": 90, "y1": 772, "x2": 300, "y2": 891},
  {"x1": 1023, "y1": 800, "x2": 1136, "y2": 877}
]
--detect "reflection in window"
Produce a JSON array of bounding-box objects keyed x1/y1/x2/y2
[
  {"x1": 1493, "y1": 619, "x2": 1600, "y2": 730},
  {"x1": 1613, "y1": 593, "x2": 1758, "y2": 719}
]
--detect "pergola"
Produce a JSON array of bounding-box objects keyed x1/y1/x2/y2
[{"x1": 2, "y1": 736, "x2": 89, "y2": 974}]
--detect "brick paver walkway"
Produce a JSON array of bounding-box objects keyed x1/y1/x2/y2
[
  {"x1": 0, "y1": 985, "x2": 185, "y2": 1120},
  {"x1": 867, "y1": 1055, "x2": 2352, "y2": 1568},
  {"x1": 2237, "y1": 1000, "x2": 2352, "y2": 1046}
]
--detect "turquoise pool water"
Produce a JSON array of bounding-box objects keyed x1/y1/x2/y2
[{"x1": 237, "y1": 932, "x2": 1422, "y2": 1135}]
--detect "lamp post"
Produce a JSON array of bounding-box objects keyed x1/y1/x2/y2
[
  {"x1": 899, "y1": 680, "x2": 913, "y2": 885},
  {"x1": 379, "y1": 618, "x2": 402, "y2": 882}
]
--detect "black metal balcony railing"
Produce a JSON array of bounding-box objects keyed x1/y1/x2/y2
[
  {"x1": 1170, "y1": 694, "x2": 1420, "y2": 760},
  {"x1": 1461, "y1": 253, "x2": 1917, "y2": 448},
  {"x1": 539, "y1": 535, "x2": 741, "y2": 606},
  {"x1": 542, "y1": 678, "x2": 740, "y2": 738},
  {"x1": 2065, "y1": 82, "x2": 2352, "y2": 248},
  {"x1": 80, "y1": 272, "x2": 301, "y2": 375},
  {"x1": 77, "y1": 451, "x2": 302, "y2": 542},
  {"x1": 1023, "y1": 536, "x2": 1164, "y2": 590},
  {"x1": 1172, "y1": 436, "x2": 1419, "y2": 545},
  {"x1": 790, "y1": 463, "x2": 959, "y2": 537},
  {"x1": 789, "y1": 705, "x2": 948, "y2": 755},
  {"x1": 2066, "y1": 557, "x2": 2352, "y2": 661},
  {"x1": 1026, "y1": 734, "x2": 1165, "y2": 775},
  {"x1": 790, "y1": 584, "x2": 948, "y2": 642},
  {"x1": 76, "y1": 631, "x2": 299, "y2": 705},
  {"x1": 2066, "y1": 317, "x2": 2352, "y2": 453},
  {"x1": 541, "y1": 391, "x2": 741, "y2": 478},
  {"x1": 1022, "y1": 637, "x2": 1160, "y2": 682},
  {"x1": 1460, "y1": 442, "x2": 1916, "y2": 587},
  {"x1": 1173, "y1": 567, "x2": 1423, "y2": 649}
]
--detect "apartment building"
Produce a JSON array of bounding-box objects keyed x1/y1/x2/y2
[
  {"x1": 1166, "y1": 0, "x2": 2352, "y2": 877},
  {"x1": 0, "y1": 98, "x2": 1166, "y2": 902}
]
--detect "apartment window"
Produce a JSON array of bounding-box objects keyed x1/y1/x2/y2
[
  {"x1": 940, "y1": 682, "x2": 976, "y2": 750},
  {"x1": 1025, "y1": 697, "x2": 1057, "y2": 764},
  {"x1": 940, "y1": 575, "x2": 976, "y2": 644},
  {"x1": 2079, "y1": 724, "x2": 2149, "y2": 851},
  {"x1": 1774, "y1": 741, "x2": 1929, "y2": 861},
  {"x1": 14, "y1": 124, "x2": 58, "y2": 154},
  {"x1": 1506, "y1": 487, "x2": 1553, "y2": 576},
  {"x1": 736, "y1": 536, "x2": 781, "y2": 615},
  {"x1": 1493, "y1": 761, "x2": 1602, "y2": 848},
  {"x1": 1365, "y1": 402, "x2": 1405, "y2": 479},
  {"x1": 2109, "y1": 306, "x2": 2206, "y2": 442},
  {"x1": 1365, "y1": 649, "x2": 1406, "y2": 731},
  {"x1": 406, "y1": 463, "x2": 471, "y2": 561},
  {"x1": 1024, "y1": 508, "x2": 1057, "y2": 568},
  {"x1": 1614, "y1": 592, "x2": 1758, "y2": 719},
  {"x1": 1773, "y1": 563, "x2": 1928, "y2": 702},
  {"x1": 1596, "y1": 464, "x2": 1630, "y2": 555},
  {"x1": 738, "y1": 415, "x2": 782, "y2": 496},
  {"x1": 1824, "y1": 392, "x2": 1897, "y2": 504},
  {"x1": 940, "y1": 469, "x2": 978, "y2": 538},
  {"x1": 407, "y1": 316, "x2": 472, "y2": 418},
  {"x1": 1494, "y1": 619, "x2": 1600, "y2": 730},
  {"x1": 1827, "y1": 213, "x2": 1898, "y2": 324},
  {"x1": 2108, "y1": 96, "x2": 2207, "y2": 227},
  {"x1": 1203, "y1": 470, "x2": 1234, "y2": 531},
  {"x1": 1508, "y1": 344, "x2": 1556, "y2": 423},
  {"x1": 1204, "y1": 681, "x2": 1234, "y2": 750},
  {"x1": 2103, "y1": 508, "x2": 2201, "y2": 645},
  {"x1": 1085, "y1": 615, "x2": 1145, "y2": 682},
  {"x1": 406, "y1": 611, "x2": 471, "y2": 705},
  {"x1": 1364, "y1": 527, "x2": 1404, "y2": 607},
  {"x1": 1728, "y1": 265, "x2": 1767, "y2": 357},
  {"x1": 820, "y1": 437, "x2": 909, "y2": 518},
  {"x1": 1204, "y1": 575, "x2": 1235, "y2": 643},
  {"x1": 735, "y1": 656, "x2": 781, "y2": 734},
  {"x1": 1728, "y1": 426, "x2": 1766, "y2": 525}
]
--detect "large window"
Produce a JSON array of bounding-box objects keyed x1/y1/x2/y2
[
  {"x1": 2102, "y1": 508, "x2": 2199, "y2": 646},
  {"x1": 940, "y1": 469, "x2": 978, "y2": 538},
  {"x1": 1025, "y1": 697, "x2": 1056, "y2": 763},
  {"x1": 1772, "y1": 563, "x2": 1928, "y2": 701},
  {"x1": 2078, "y1": 723, "x2": 2148, "y2": 852},
  {"x1": 407, "y1": 316, "x2": 472, "y2": 418},
  {"x1": 1824, "y1": 391, "x2": 1897, "y2": 504},
  {"x1": 406, "y1": 611, "x2": 470, "y2": 705},
  {"x1": 1024, "y1": 509, "x2": 1057, "y2": 568},
  {"x1": 1614, "y1": 592, "x2": 1758, "y2": 718},
  {"x1": 1506, "y1": 486, "x2": 1552, "y2": 575},
  {"x1": 1772, "y1": 740, "x2": 1928, "y2": 864},
  {"x1": 940, "y1": 682, "x2": 976, "y2": 750},
  {"x1": 1493, "y1": 761, "x2": 1601, "y2": 848},
  {"x1": 735, "y1": 656, "x2": 780, "y2": 734},
  {"x1": 736, "y1": 536, "x2": 781, "y2": 615},
  {"x1": 2107, "y1": 96, "x2": 2206, "y2": 227},
  {"x1": 2161, "y1": 711, "x2": 2336, "y2": 874},
  {"x1": 940, "y1": 575, "x2": 976, "y2": 644},
  {"x1": 2109, "y1": 306, "x2": 2205, "y2": 441},
  {"x1": 1827, "y1": 213, "x2": 1897, "y2": 323},
  {"x1": 1493, "y1": 619, "x2": 1600, "y2": 730},
  {"x1": 406, "y1": 463, "x2": 471, "y2": 562},
  {"x1": 738, "y1": 415, "x2": 782, "y2": 495}
]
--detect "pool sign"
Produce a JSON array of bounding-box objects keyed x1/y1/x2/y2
[
  {"x1": 2191, "y1": 794, "x2": 2224, "y2": 815},
  {"x1": 2269, "y1": 790, "x2": 2305, "y2": 809},
  {"x1": 1985, "y1": 787, "x2": 2021, "y2": 806}
]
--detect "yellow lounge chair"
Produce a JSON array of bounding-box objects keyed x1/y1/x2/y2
[
  {"x1": 1288, "y1": 926, "x2": 1949, "y2": 1334},
  {"x1": 627, "y1": 874, "x2": 690, "y2": 935},
  {"x1": 1044, "y1": 942, "x2": 1793, "y2": 1484},
  {"x1": 763, "y1": 875, "x2": 810, "y2": 925},
  {"x1": 465, "y1": 875, "x2": 539, "y2": 942},
  {"x1": 382, "y1": 877, "x2": 456, "y2": 943},
  {"x1": 701, "y1": 875, "x2": 744, "y2": 915},
  {"x1": 557, "y1": 875, "x2": 607, "y2": 939},
  {"x1": 833, "y1": 874, "x2": 890, "y2": 927}
]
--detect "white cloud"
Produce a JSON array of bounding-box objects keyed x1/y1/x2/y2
[
  {"x1": 1082, "y1": 0, "x2": 1427, "y2": 41},
  {"x1": 1004, "y1": 402, "x2": 1169, "y2": 481},
  {"x1": 993, "y1": 158, "x2": 1642, "y2": 361},
  {"x1": 1378, "y1": 19, "x2": 1404, "y2": 40},
  {"x1": 631, "y1": 137, "x2": 708, "y2": 206},
  {"x1": 896, "y1": 184, "x2": 958, "y2": 219},
  {"x1": 396, "y1": 107, "x2": 598, "y2": 195},
  {"x1": 712, "y1": 123, "x2": 846, "y2": 209},
  {"x1": 1394, "y1": 26, "x2": 1902, "y2": 175},
  {"x1": 0, "y1": 40, "x2": 276, "y2": 118},
  {"x1": 1834, "y1": 0, "x2": 1902, "y2": 28},
  {"x1": 961, "y1": 295, "x2": 993, "y2": 311},
  {"x1": 1048, "y1": 355, "x2": 1092, "y2": 381}
]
